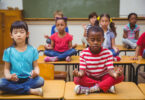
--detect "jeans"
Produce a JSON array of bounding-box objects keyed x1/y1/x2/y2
[
  {"x1": 122, "y1": 38, "x2": 137, "y2": 49},
  {"x1": 0, "y1": 76, "x2": 44, "y2": 94},
  {"x1": 109, "y1": 49, "x2": 119, "y2": 57},
  {"x1": 142, "y1": 49, "x2": 145, "y2": 59},
  {"x1": 44, "y1": 48, "x2": 77, "y2": 60}
]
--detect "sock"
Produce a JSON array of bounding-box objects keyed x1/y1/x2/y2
[{"x1": 44, "y1": 56, "x2": 57, "y2": 62}]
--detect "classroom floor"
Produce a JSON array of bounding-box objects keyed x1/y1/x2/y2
[{"x1": 0, "y1": 64, "x2": 144, "y2": 83}]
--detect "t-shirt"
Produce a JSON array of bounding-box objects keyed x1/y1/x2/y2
[
  {"x1": 51, "y1": 25, "x2": 69, "y2": 35},
  {"x1": 3, "y1": 45, "x2": 38, "y2": 78},
  {"x1": 103, "y1": 29, "x2": 115, "y2": 49},
  {"x1": 124, "y1": 23, "x2": 140, "y2": 40},
  {"x1": 79, "y1": 47, "x2": 114, "y2": 78},
  {"x1": 50, "y1": 32, "x2": 73, "y2": 52},
  {"x1": 137, "y1": 32, "x2": 145, "y2": 56}
]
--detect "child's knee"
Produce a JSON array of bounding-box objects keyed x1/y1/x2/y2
[{"x1": 74, "y1": 77, "x2": 81, "y2": 85}]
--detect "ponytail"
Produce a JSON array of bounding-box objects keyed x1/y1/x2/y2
[{"x1": 110, "y1": 22, "x2": 117, "y2": 37}]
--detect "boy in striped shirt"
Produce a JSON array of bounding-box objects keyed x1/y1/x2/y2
[{"x1": 73, "y1": 26, "x2": 124, "y2": 95}]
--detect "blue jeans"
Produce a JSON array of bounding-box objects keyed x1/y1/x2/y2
[
  {"x1": 0, "y1": 76, "x2": 44, "y2": 94},
  {"x1": 109, "y1": 49, "x2": 119, "y2": 57},
  {"x1": 44, "y1": 48, "x2": 77, "y2": 60},
  {"x1": 142, "y1": 49, "x2": 145, "y2": 59}
]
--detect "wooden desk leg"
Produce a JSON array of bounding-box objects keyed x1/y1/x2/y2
[{"x1": 135, "y1": 64, "x2": 143, "y2": 84}]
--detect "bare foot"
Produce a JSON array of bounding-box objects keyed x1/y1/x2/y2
[{"x1": 29, "y1": 88, "x2": 43, "y2": 96}]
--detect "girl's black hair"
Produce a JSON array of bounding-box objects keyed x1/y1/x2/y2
[
  {"x1": 55, "y1": 17, "x2": 67, "y2": 24},
  {"x1": 128, "y1": 13, "x2": 138, "y2": 20},
  {"x1": 87, "y1": 26, "x2": 104, "y2": 37},
  {"x1": 95, "y1": 14, "x2": 117, "y2": 37},
  {"x1": 10, "y1": 21, "x2": 29, "y2": 46}
]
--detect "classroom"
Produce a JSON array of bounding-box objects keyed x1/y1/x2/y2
[{"x1": 0, "y1": 0, "x2": 145, "y2": 99}]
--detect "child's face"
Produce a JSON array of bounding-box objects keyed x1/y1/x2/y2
[
  {"x1": 87, "y1": 31, "x2": 104, "y2": 53},
  {"x1": 56, "y1": 19, "x2": 66, "y2": 33},
  {"x1": 129, "y1": 15, "x2": 137, "y2": 25},
  {"x1": 89, "y1": 16, "x2": 97, "y2": 25},
  {"x1": 100, "y1": 16, "x2": 110, "y2": 29},
  {"x1": 11, "y1": 28, "x2": 28, "y2": 44},
  {"x1": 54, "y1": 14, "x2": 62, "y2": 20}
]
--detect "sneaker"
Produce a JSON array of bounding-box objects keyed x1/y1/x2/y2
[
  {"x1": 66, "y1": 56, "x2": 71, "y2": 62},
  {"x1": 113, "y1": 56, "x2": 121, "y2": 61},
  {"x1": 44, "y1": 56, "x2": 57, "y2": 62},
  {"x1": 74, "y1": 85, "x2": 89, "y2": 95},
  {"x1": 108, "y1": 86, "x2": 116, "y2": 93},
  {"x1": 89, "y1": 84, "x2": 100, "y2": 93}
]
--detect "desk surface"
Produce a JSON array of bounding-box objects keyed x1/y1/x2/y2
[
  {"x1": 138, "y1": 83, "x2": 145, "y2": 96},
  {"x1": 136, "y1": 57, "x2": 145, "y2": 64},
  {"x1": 37, "y1": 45, "x2": 45, "y2": 51},
  {"x1": 38, "y1": 55, "x2": 137, "y2": 65},
  {"x1": 0, "y1": 80, "x2": 65, "y2": 99},
  {"x1": 38, "y1": 56, "x2": 79, "y2": 64},
  {"x1": 64, "y1": 82, "x2": 145, "y2": 100}
]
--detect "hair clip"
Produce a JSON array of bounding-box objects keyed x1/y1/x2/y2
[
  {"x1": 110, "y1": 18, "x2": 112, "y2": 22},
  {"x1": 97, "y1": 16, "x2": 100, "y2": 21}
]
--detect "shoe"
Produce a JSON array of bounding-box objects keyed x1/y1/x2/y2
[
  {"x1": 113, "y1": 56, "x2": 121, "y2": 61},
  {"x1": 66, "y1": 56, "x2": 71, "y2": 62},
  {"x1": 89, "y1": 84, "x2": 100, "y2": 93},
  {"x1": 108, "y1": 86, "x2": 116, "y2": 93},
  {"x1": 74, "y1": 85, "x2": 89, "y2": 95}
]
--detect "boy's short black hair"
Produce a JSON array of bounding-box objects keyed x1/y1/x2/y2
[
  {"x1": 128, "y1": 13, "x2": 138, "y2": 20},
  {"x1": 10, "y1": 21, "x2": 28, "y2": 33},
  {"x1": 87, "y1": 26, "x2": 104, "y2": 37},
  {"x1": 88, "y1": 12, "x2": 98, "y2": 19}
]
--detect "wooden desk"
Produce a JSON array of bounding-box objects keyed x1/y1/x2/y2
[
  {"x1": 138, "y1": 83, "x2": 145, "y2": 96},
  {"x1": 135, "y1": 57, "x2": 145, "y2": 84},
  {"x1": 37, "y1": 45, "x2": 45, "y2": 53},
  {"x1": 64, "y1": 82, "x2": 145, "y2": 100},
  {"x1": 0, "y1": 80, "x2": 65, "y2": 100},
  {"x1": 76, "y1": 45, "x2": 135, "y2": 55},
  {"x1": 38, "y1": 56, "x2": 79, "y2": 81}
]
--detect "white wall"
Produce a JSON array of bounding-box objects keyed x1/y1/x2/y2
[
  {"x1": 0, "y1": 0, "x2": 23, "y2": 10},
  {"x1": 120, "y1": 0, "x2": 145, "y2": 17}
]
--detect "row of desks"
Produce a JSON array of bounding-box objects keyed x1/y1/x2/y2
[
  {"x1": 0, "y1": 80, "x2": 144, "y2": 100},
  {"x1": 38, "y1": 55, "x2": 145, "y2": 83}
]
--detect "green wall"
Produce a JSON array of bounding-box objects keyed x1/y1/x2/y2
[{"x1": 23, "y1": 0, "x2": 119, "y2": 18}]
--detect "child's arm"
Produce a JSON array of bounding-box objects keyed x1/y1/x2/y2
[
  {"x1": 108, "y1": 67, "x2": 123, "y2": 79},
  {"x1": 44, "y1": 35, "x2": 49, "y2": 39},
  {"x1": 68, "y1": 41, "x2": 73, "y2": 49},
  {"x1": 73, "y1": 69, "x2": 85, "y2": 77},
  {"x1": 123, "y1": 30, "x2": 128, "y2": 38},
  {"x1": 111, "y1": 38, "x2": 118, "y2": 52},
  {"x1": 132, "y1": 45, "x2": 140, "y2": 60},
  {"x1": 135, "y1": 31, "x2": 139, "y2": 40},
  {"x1": 30, "y1": 60, "x2": 39, "y2": 78},
  {"x1": 4, "y1": 62, "x2": 18, "y2": 81}
]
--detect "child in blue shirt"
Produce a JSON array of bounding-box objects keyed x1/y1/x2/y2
[{"x1": 0, "y1": 21, "x2": 44, "y2": 95}]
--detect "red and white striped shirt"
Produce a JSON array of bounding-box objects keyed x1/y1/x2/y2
[{"x1": 80, "y1": 47, "x2": 114, "y2": 78}]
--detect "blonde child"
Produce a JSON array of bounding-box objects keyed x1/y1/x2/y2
[
  {"x1": 82, "y1": 12, "x2": 98, "y2": 47},
  {"x1": 73, "y1": 26, "x2": 124, "y2": 95},
  {"x1": 95, "y1": 14, "x2": 120, "y2": 61},
  {"x1": 44, "y1": 18, "x2": 77, "y2": 62},
  {"x1": 122, "y1": 13, "x2": 140, "y2": 49},
  {"x1": 0, "y1": 21, "x2": 44, "y2": 95}
]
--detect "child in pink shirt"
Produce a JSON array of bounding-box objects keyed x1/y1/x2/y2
[{"x1": 44, "y1": 17, "x2": 77, "y2": 62}]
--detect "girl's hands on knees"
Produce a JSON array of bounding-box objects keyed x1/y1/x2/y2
[
  {"x1": 10, "y1": 73, "x2": 19, "y2": 82},
  {"x1": 73, "y1": 69, "x2": 84, "y2": 77},
  {"x1": 30, "y1": 70, "x2": 38, "y2": 78},
  {"x1": 109, "y1": 67, "x2": 123, "y2": 79}
]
